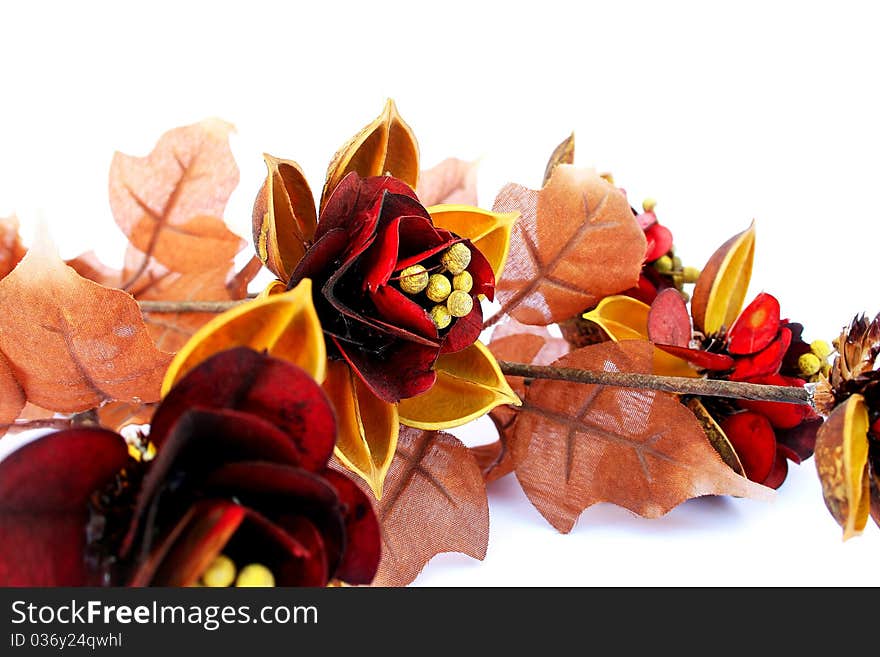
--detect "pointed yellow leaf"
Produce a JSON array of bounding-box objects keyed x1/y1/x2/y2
[
  {"x1": 323, "y1": 360, "x2": 398, "y2": 499},
  {"x1": 428, "y1": 205, "x2": 518, "y2": 279},
  {"x1": 162, "y1": 279, "x2": 326, "y2": 394},
  {"x1": 815, "y1": 394, "x2": 871, "y2": 540},
  {"x1": 258, "y1": 279, "x2": 287, "y2": 298},
  {"x1": 321, "y1": 99, "x2": 419, "y2": 207},
  {"x1": 582, "y1": 295, "x2": 698, "y2": 378},
  {"x1": 398, "y1": 341, "x2": 520, "y2": 430},
  {"x1": 252, "y1": 154, "x2": 317, "y2": 281},
  {"x1": 692, "y1": 223, "x2": 756, "y2": 334}
]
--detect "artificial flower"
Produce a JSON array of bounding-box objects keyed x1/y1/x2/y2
[{"x1": 0, "y1": 347, "x2": 380, "y2": 586}]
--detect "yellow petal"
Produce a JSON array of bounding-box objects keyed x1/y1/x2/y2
[
  {"x1": 428, "y1": 205, "x2": 518, "y2": 279},
  {"x1": 258, "y1": 279, "x2": 287, "y2": 298},
  {"x1": 692, "y1": 222, "x2": 756, "y2": 334},
  {"x1": 162, "y1": 279, "x2": 326, "y2": 394},
  {"x1": 398, "y1": 341, "x2": 521, "y2": 430},
  {"x1": 323, "y1": 360, "x2": 398, "y2": 499},
  {"x1": 815, "y1": 394, "x2": 871, "y2": 540},
  {"x1": 582, "y1": 295, "x2": 698, "y2": 378},
  {"x1": 321, "y1": 99, "x2": 419, "y2": 207},
  {"x1": 252, "y1": 154, "x2": 317, "y2": 281}
]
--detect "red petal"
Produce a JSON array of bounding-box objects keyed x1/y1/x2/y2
[
  {"x1": 730, "y1": 327, "x2": 792, "y2": 380},
  {"x1": 316, "y1": 173, "x2": 416, "y2": 243},
  {"x1": 441, "y1": 301, "x2": 483, "y2": 354},
  {"x1": 322, "y1": 469, "x2": 381, "y2": 584},
  {"x1": 775, "y1": 416, "x2": 822, "y2": 462},
  {"x1": 761, "y1": 448, "x2": 789, "y2": 489},
  {"x1": 334, "y1": 336, "x2": 438, "y2": 403},
  {"x1": 644, "y1": 223, "x2": 673, "y2": 262},
  {"x1": 0, "y1": 429, "x2": 129, "y2": 586},
  {"x1": 775, "y1": 442, "x2": 802, "y2": 465},
  {"x1": 655, "y1": 343, "x2": 735, "y2": 370},
  {"x1": 727, "y1": 293, "x2": 782, "y2": 355},
  {"x1": 370, "y1": 285, "x2": 438, "y2": 340},
  {"x1": 362, "y1": 217, "x2": 402, "y2": 293},
  {"x1": 150, "y1": 348, "x2": 336, "y2": 471},
  {"x1": 720, "y1": 411, "x2": 777, "y2": 483},
  {"x1": 622, "y1": 273, "x2": 659, "y2": 305},
  {"x1": 465, "y1": 241, "x2": 496, "y2": 301},
  {"x1": 647, "y1": 288, "x2": 691, "y2": 347},
  {"x1": 737, "y1": 374, "x2": 808, "y2": 429},
  {"x1": 393, "y1": 221, "x2": 456, "y2": 271}
]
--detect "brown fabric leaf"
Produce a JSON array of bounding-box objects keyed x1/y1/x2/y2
[
  {"x1": 491, "y1": 165, "x2": 645, "y2": 326},
  {"x1": 0, "y1": 351, "x2": 25, "y2": 436},
  {"x1": 108, "y1": 119, "x2": 243, "y2": 275},
  {"x1": 97, "y1": 401, "x2": 157, "y2": 433},
  {"x1": 515, "y1": 340, "x2": 773, "y2": 533},
  {"x1": 369, "y1": 426, "x2": 489, "y2": 586},
  {"x1": 0, "y1": 235, "x2": 172, "y2": 413},
  {"x1": 66, "y1": 251, "x2": 122, "y2": 288},
  {"x1": 0, "y1": 216, "x2": 26, "y2": 280},
  {"x1": 416, "y1": 158, "x2": 479, "y2": 207}
]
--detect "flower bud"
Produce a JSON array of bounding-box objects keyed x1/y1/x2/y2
[
  {"x1": 654, "y1": 255, "x2": 673, "y2": 274},
  {"x1": 683, "y1": 266, "x2": 701, "y2": 284},
  {"x1": 235, "y1": 563, "x2": 275, "y2": 587},
  {"x1": 441, "y1": 243, "x2": 472, "y2": 275},
  {"x1": 430, "y1": 304, "x2": 452, "y2": 329},
  {"x1": 642, "y1": 198, "x2": 657, "y2": 213},
  {"x1": 810, "y1": 339, "x2": 832, "y2": 360},
  {"x1": 426, "y1": 274, "x2": 452, "y2": 302},
  {"x1": 202, "y1": 554, "x2": 236, "y2": 587},
  {"x1": 399, "y1": 264, "x2": 429, "y2": 294},
  {"x1": 798, "y1": 352, "x2": 821, "y2": 376},
  {"x1": 447, "y1": 290, "x2": 474, "y2": 318},
  {"x1": 452, "y1": 270, "x2": 473, "y2": 293}
]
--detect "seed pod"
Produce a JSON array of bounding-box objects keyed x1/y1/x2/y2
[
  {"x1": 430, "y1": 304, "x2": 452, "y2": 329},
  {"x1": 399, "y1": 264, "x2": 429, "y2": 294},
  {"x1": 235, "y1": 563, "x2": 275, "y2": 587},
  {"x1": 447, "y1": 290, "x2": 474, "y2": 317},
  {"x1": 202, "y1": 555, "x2": 236, "y2": 587},
  {"x1": 426, "y1": 274, "x2": 452, "y2": 302},
  {"x1": 452, "y1": 270, "x2": 473, "y2": 293},
  {"x1": 441, "y1": 243, "x2": 472, "y2": 275}
]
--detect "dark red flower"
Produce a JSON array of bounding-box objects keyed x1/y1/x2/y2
[
  {"x1": 0, "y1": 347, "x2": 381, "y2": 587},
  {"x1": 288, "y1": 172, "x2": 495, "y2": 403}
]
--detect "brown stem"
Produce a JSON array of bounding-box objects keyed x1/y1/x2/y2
[
  {"x1": 0, "y1": 410, "x2": 100, "y2": 436},
  {"x1": 138, "y1": 299, "x2": 248, "y2": 313},
  {"x1": 496, "y1": 361, "x2": 813, "y2": 405}
]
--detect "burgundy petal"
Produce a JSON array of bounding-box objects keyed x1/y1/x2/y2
[
  {"x1": 761, "y1": 448, "x2": 790, "y2": 490},
  {"x1": 730, "y1": 327, "x2": 792, "y2": 381},
  {"x1": 720, "y1": 411, "x2": 777, "y2": 483},
  {"x1": 440, "y1": 301, "x2": 483, "y2": 354},
  {"x1": 393, "y1": 217, "x2": 457, "y2": 271},
  {"x1": 316, "y1": 173, "x2": 416, "y2": 243},
  {"x1": 150, "y1": 348, "x2": 336, "y2": 472},
  {"x1": 655, "y1": 343, "x2": 735, "y2": 371},
  {"x1": 370, "y1": 285, "x2": 438, "y2": 340},
  {"x1": 288, "y1": 227, "x2": 349, "y2": 288},
  {"x1": 322, "y1": 469, "x2": 381, "y2": 584},
  {"x1": 775, "y1": 415, "x2": 822, "y2": 462},
  {"x1": 0, "y1": 429, "x2": 129, "y2": 586},
  {"x1": 464, "y1": 241, "x2": 496, "y2": 301},
  {"x1": 362, "y1": 217, "x2": 402, "y2": 292},
  {"x1": 334, "y1": 335, "x2": 438, "y2": 403},
  {"x1": 647, "y1": 288, "x2": 691, "y2": 347},
  {"x1": 728, "y1": 293, "x2": 782, "y2": 356}
]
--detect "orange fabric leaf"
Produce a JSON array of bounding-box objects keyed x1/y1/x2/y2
[
  {"x1": 322, "y1": 99, "x2": 419, "y2": 207},
  {"x1": 0, "y1": 351, "x2": 25, "y2": 436},
  {"x1": 0, "y1": 216, "x2": 26, "y2": 280},
  {"x1": 0, "y1": 234, "x2": 172, "y2": 413},
  {"x1": 252, "y1": 154, "x2": 317, "y2": 280},
  {"x1": 416, "y1": 158, "x2": 479, "y2": 206},
  {"x1": 108, "y1": 119, "x2": 243, "y2": 275},
  {"x1": 692, "y1": 223, "x2": 756, "y2": 334},
  {"x1": 367, "y1": 427, "x2": 489, "y2": 586},
  {"x1": 514, "y1": 340, "x2": 772, "y2": 533},
  {"x1": 491, "y1": 165, "x2": 645, "y2": 326}
]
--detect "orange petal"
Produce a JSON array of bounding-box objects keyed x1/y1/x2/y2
[
  {"x1": 323, "y1": 360, "x2": 398, "y2": 499},
  {"x1": 398, "y1": 341, "x2": 520, "y2": 430},
  {"x1": 428, "y1": 205, "x2": 518, "y2": 279},
  {"x1": 162, "y1": 279, "x2": 326, "y2": 394},
  {"x1": 692, "y1": 223, "x2": 756, "y2": 334}
]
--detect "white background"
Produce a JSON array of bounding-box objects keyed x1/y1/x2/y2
[{"x1": 1, "y1": 1, "x2": 879, "y2": 585}]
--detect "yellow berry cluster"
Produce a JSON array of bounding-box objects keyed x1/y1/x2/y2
[
  {"x1": 397, "y1": 243, "x2": 474, "y2": 329},
  {"x1": 797, "y1": 339, "x2": 833, "y2": 382},
  {"x1": 194, "y1": 554, "x2": 275, "y2": 587}
]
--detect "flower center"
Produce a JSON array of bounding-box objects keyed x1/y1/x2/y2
[{"x1": 395, "y1": 244, "x2": 475, "y2": 329}]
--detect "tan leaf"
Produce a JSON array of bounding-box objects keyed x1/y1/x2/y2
[
  {"x1": 416, "y1": 158, "x2": 479, "y2": 206},
  {"x1": 490, "y1": 165, "x2": 645, "y2": 326},
  {"x1": 0, "y1": 351, "x2": 25, "y2": 436},
  {"x1": 66, "y1": 251, "x2": 122, "y2": 288},
  {"x1": 814, "y1": 395, "x2": 871, "y2": 539},
  {"x1": 0, "y1": 233, "x2": 172, "y2": 413},
  {"x1": 0, "y1": 216, "x2": 26, "y2": 280},
  {"x1": 543, "y1": 133, "x2": 575, "y2": 186},
  {"x1": 369, "y1": 426, "x2": 489, "y2": 586},
  {"x1": 322, "y1": 99, "x2": 419, "y2": 207},
  {"x1": 252, "y1": 154, "x2": 317, "y2": 281},
  {"x1": 514, "y1": 340, "x2": 772, "y2": 533},
  {"x1": 691, "y1": 223, "x2": 756, "y2": 334},
  {"x1": 109, "y1": 119, "x2": 243, "y2": 275}
]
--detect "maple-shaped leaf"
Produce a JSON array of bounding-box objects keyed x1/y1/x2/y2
[
  {"x1": 416, "y1": 158, "x2": 479, "y2": 206},
  {"x1": 363, "y1": 426, "x2": 489, "y2": 586},
  {"x1": 108, "y1": 119, "x2": 244, "y2": 278},
  {"x1": 0, "y1": 352, "x2": 25, "y2": 436},
  {"x1": 514, "y1": 340, "x2": 772, "y2": 533},
  {"x1": 0, "y1": 233, "x2": 172, "y2": 413},
  {"x1": 0, "y1": 216, "x2": 26, "y2": 280},
  {"x1": 490, "y1": 165, "x2": 645, "y2": 326}
]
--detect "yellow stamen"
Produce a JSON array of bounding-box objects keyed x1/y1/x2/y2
[
  {"x1": 654, "y1": 255, "x2": 673, "y2": 273},
  {"x1": 235, "y1": 563, "x2": 275, "y2": 587},
  {"x1": 426, "y1": 274, "x2": 452, "y2": 302},
  {"x1": 810, "y1": 339, "x2": 832, "y2": 360},
  {"x1": 447, "y1": 290, "x2": 474, "y2": 318},
  {"x1": 452, "y1": 271, "x2": 473, "y2": 293},
  {"x1": 798, "y1": 352, "x2": 821, "y2": 377},
  {"x1": 440, "y1": 243, "x2": 472, "y2": 275},
  {"x1": 682, "y1": 266, "x2": 701, "y2": 284},
  {"x1": 642, "y1": 198, "x2": 657, "y2": 213},
  {"x1": 398, "y1": 264, "x2": 429, "y2": 294},
  {"x1": 430, "y1": 304, "x2": 452, "y2": 329},
  {"x1": 201, "y1": 554, "x2": 236, "y2": 587}
]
